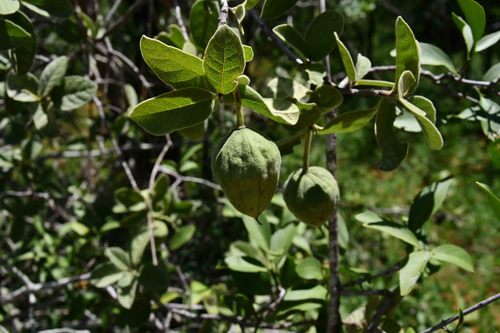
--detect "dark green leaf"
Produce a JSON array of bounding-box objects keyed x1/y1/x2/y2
[
  {"x1": 309, "y1": 85, "x2": 342, "y2": 109},
  {"x1": 140, "y1": 35, "x2": 206, "y2": 89},
  {"x1": 0, "y1": 17, "x2": 30, "y2": 50},
  {"x1": 432, "y1": 244, "x2": 474, "y2": 272},
  {"x1": 105, "y1": 247, "x2": 131, "y2": 271},
  {"x1": 117, "y1": 277, "x2": 138, "y2": 309},
  {"x1": 6, "y1": 72, "x2": 39, "y2": 102},
  {"x1": 155, "y1": 25, "x2": 186, "y2": 48},
  {"x1": 139, "y1": 263, "x2": 170, "y2": 292},
  {"x1": 319, "y1": 105, "x2": 377, "y2": 135},
  {"x1": 409, "y1": 95, "x2": 436, "y2": 123},
  {"x1": 38, "y1": 56, "x2": 68, "y2": 97},
  {"x1": 189, "y1": 0, "x2": 219, "y2": 49},
  {"x1": 395, "y1": 16, "x2": 420, "y2": 94},
  {"x1": 260, "y1": 0, "x2": 298, "y2": 20},
  {"x1": 203, "y1": 25, "x2": 245, "y2": 94},
  {"x1": 273, "y1": 24, "x2": 307, "y2": 59},
  {"x1": 305, "y1": 11, "x2": 344, "y2": 61},
  {"x1": 170, "y1": 225, "x2": 196, "y2": 250},
  {"x1": 91, "y1": 263, "x2": 125, "y2": 288},
  {"x1": 399, "y1": 251, "x2": 432, "y2": 295},
  {"x1": 457, "y1": 0, "x2": 485, "y2": 42},
  {"x1": 375, "y1": 98, "x2": 408, "y2": 171},
  {"x1": 21, "y1": 0, "x2": 73, "y2": 18},
  {"x1": 130, "y1": 87, "x2": 214, "y2": 135},
  {"x1": 52, "y1": 76, "x2": 97, "y2": 111},
  {"x1": 408, "y1": 177, "x2": 454, "y2": 231},
  {"x1": 10, "y1": 11, "x2": 36, "y2": 74}
]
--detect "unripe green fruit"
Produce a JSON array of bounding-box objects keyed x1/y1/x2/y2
[
  {"x1": 284, "y1": 166, "x2": 339, "y2": 227},
  {"x1": 212, "y1": 127, "x2": 281, "y2": 218}
]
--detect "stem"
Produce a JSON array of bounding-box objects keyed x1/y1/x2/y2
[
  {"x1": 234, "y1": 90, "x2": 245, "y2": 128},
  {"x1": 219, "y1": 0, "x2": 229, "y2": 26},
  {"x1": 302, "y1": 129, "x2": 313, "y2": 174}
]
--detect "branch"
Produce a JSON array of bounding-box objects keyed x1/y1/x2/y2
[
  {"x1": 218, "y1": 0, "x2": 229, "y2": 26},
  {"x1": 343, "y1": 259, "x2": 406, "y2": 288},
  {"x1": 420, "y1": 293, "x2": 500, "y2": 333},
  {"x1": 172, "y1": 0, "x2": 189, "y2": 40},
  {"x1": 98, "y1": 0, "x2": 148, "y2": 40},
  {"x1": 366, "y1": 289, "x2": 399, "y2": 333},
  {"x1": 249, "y1": 10, "x2": 304, "y2": 65}
]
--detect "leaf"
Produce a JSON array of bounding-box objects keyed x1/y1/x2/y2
[
  {"x1": 242, "y1": 215, "x2": 270, "y2": 251},
  {"x1": 91, "y1": 263, "x2": 125, "y2": 288},
  {"x1": 243, "y1": 45, "x2": 254, "y2": 62},
  {"x1": 117, "y1": 277, "x2": 138, "y2": 309},
  {"x1": 355, "y1": 53, "x2": 371, "y2": 80},
  {"x1": 408, "y1": 177, "x2": 454, "y2": 231},
  {"x1": 10, "y1": 11, "x2": 36, "y2": 74},
  {"x1": 239, "y1": 85, "x2": 299, "y2": 125},
  {"x1": 354, "y1": 79, "x2": 394, "y2": 88},
  {"x1": 140, "y1": 36, "x2": 206, "y2": 89},
  {"x1": 284, "y1": 285, "x2": 327, "y2": 301},
  {"x1": 397, "y1": 70, "x2": 417, "y2": 100},
  {"x1": 319, "y1": 106, "x2": 377, "y2": 135},
  {"x1": 225, "y1": 256, "x2": 267, "y2": 273},
  {"x1": 261, "y1": 0, "x2": 298, "y2": 20},
  {"x1": 6, "y1": 72, "x2": 40, "y2": 102},
  {"x1": 105, "y1": 247, "x2": 131, "y2": 271},
  {"x1": 457, "y1": 0, "x2": 485, "y2": 42},
  {"x1": 265, "y1": 76, "x2": 309, "y2": 100},
  {"x1": 156, "y1": 25, "x2": 185, "y2": 48},
  {"x1": 0, "y1": 0, "x2": 20, "y2": 15},
  {"x1": 203, "y1": 25, "x2": 245, "y2": 94},
  {"x1": 21, "y1": 0, "x2": 73, "y2": 18},
  {"x1": 130, "y1": 87, "x2": 214, "y2": 136},
  {"x1": 475, "y1": 31, "x2": 500, "y2": 52},
  {"x1": 33, "y1": 105, "x2": 48, "y2": 130},
  {"x1": 399, "y1": 251, "x2": 432, "y2": 296},
  {"x1": 375, "y1": 98, "x2": 408, "y2": 171},
  {"x1": 409, "y1": 95, "x2": 436, "y2": 123},
  {"x1": 338, "y1": 214, "x2": 349, "y2": 249},
  {"x1": 335, "y1": 32, "x2": 355, "y2": 82},
  {"x1": 305, "y1": 11, "x2": 344, "y2": 61},
  {"x1": 482, "y1": 63, "x2": 500, "y2": 82},
  {"x1": 38, "y1": 56, "x2": 68, "y2": 97},
  {"x1": 130, "y1": 221, "x2": 168, "y2": 266},
  {"x1": 273, "y1": 24, "x2": 307, "y2": 59},
  {"x1": 361, "y1": 220, "x2": 419, "y2": 247},
  {"x1": 419, "y1": 42, "x2": 457, "y2": 73},
  {"x1": 270, "y1": 224, "x2": 296, "y2": 254},
  {"x1": 296, "y1": 257, "x2": 323, "y2": 280},
  {"x1": 170, "y1": 225, "x2": 196, "y2": 250},
  {"x1": 0, "y1": 18, "x2": 31, "y2": 50},
  {"x1": 476, "y1": 182, "x2": 500, "y2": 219},
  {"x1": 309, "y1": 85, "x2": 342, "y2": 109},
  {"x1": 140, "y1": 263, "x2": 170, "y2": 292},
  {"x1": 52, "y1": 76, "x2": 97, "y2": 111},
  {"x1": 189, "y1": 0, "x2": 219, "y2": 49},
  {"x1": 432, "y1": 244, "x2": 474, "y2": 272},
  {"x1": 452, "y1": 13, "x2": 474, "y2": 55},
  {"x1": 395, "y1": 16, "x2": 420, "y2": 94}
]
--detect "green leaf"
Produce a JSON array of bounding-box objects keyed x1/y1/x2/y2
[
  {"x1": 270, "y1": 224, "x2": 296, "y2": 254},
  {"x1": 409, "y1": 95, "x2": 436, "y2": 123},
  {"x1": 296, "y1": 257, "x2": 323, "y2": 280},
  {"x1": 305, "y1": 11, "x2": 344, "y2": 61},
  {"x1": 189, "y1": 0, "x2": 219, "y2": 48},
  {"x1": 399, "y1": 251, "x2": 432, "y2": 295},
  {"x1": 260, "y1": 0, "x2": 298, "y2": 20},
  {"x1": 395, "y1": 16, "x2": 420, "y2": 94},
  {"x1": 457, "y1": 0, "x2": 485, "y2": 42},
  {"x1": 6, "y1": 72, "x2": 40, "y2": 102},
  {"x1": 91, "y1": 263, "x2": 125, "y2": 288},
  {"x1": 203, "y1": 25, "x2": 245, "y2": 94},
  {"x1": 408, "y1": 177, "x2": 454, "y2": 231},
  {"x1": 130, "y1": 221, "x2": 168, "y2": 266},
  {"x1": 399, "y1": 97, "x2": 443, "y2": 150},
  {"x1": 0, "y1": 0, "x2": 20, "y2": 15},
  {"x1": 397, "y1": 70, "x2": 417, "y2": 100},
  {"x1": 242, "y1": 215, "x2": 271, "y2": 251},
  {"x1": 105, "y1": 247, "x2": 131, "y2": 271},
  {"x1": 354, "y1": 79, "x2": 394, "y2": 88},
  {"x1": 10, "y1": 12, "x2": 36, "y2": 74},
  {"x1": 33, "y1": 104, "x2": 48, "y2": 129},
  {"x1": 225, "y1": 256, "x2": 267, "y2": 273},
  {"x1": 239, "y1": 85, "x2": 299, "y2": 125},
  {"x1": 52, "y1": 76, "x2": 97, "y2": 111},
  {"x1": 335, "y1": 32, "x2": 355, "y2": 82},
  {"x1": 419, "y1": 42, "x2": 457, "y2": 73},
  {"x1": 21, "y1": 0, "x2": 73, "y2": 18},
  {"x1": 273, "y1": 24, "x2": 307, "y2": 59},
  {"x1": 355, "y1": 211, "x2": 383, "y2": 224},
  {"x1": 319, "y1": 106, "x2": 377, "y2": 135},
  {"x1": 117, "y1": 277, "x2": 138, "y2": 309},
  {"x1": 265, "y1": 76, "x2": 309, "y2": 100},
  {"x1": 355, "y1": 53, "x2": 371, "y2": 80},
  {"x1": 140, "y1": 263, "x2": 170, "y2": 292},
  {"x1": 452, "y1": 13, "x2": 474, "y2": 55},
  {"x1": 130, "y1": 87, "x2": 214, "y2": 136},
  {"x1": 38, "y1": 56, "x2": 68, "y2": 97},
  {"x1": 284, "y1": 285, "x2": 327, "y2": 301},
  {"x1": 0, "y1": 18, "x2": 31, "y2": 50},
  {"x1": 482, "y1": 63, "x2": 500, "y2": 82},
  {"x1": 476, "y1": 182, "x2": 500, "y2": 219},
  {"x1": 309, "y1": 85, "x2": 342, "y2": 109},
  {"x1": 243, "y1": 45, "x2": 254, "y2": 62},
  {"x1": 375, "y1": 98, "x2": 408, "y2": 171},
  {"x1": 475, "y1": 31, "x2": 500, "y2": 52},
  {"x1": 156, "y1": 25, "x2": 186, "y2": 48},
  {"x1": 361, "y1": 220, "x2": 419, "y2": 247},
  {"x1": 140, "y1": 36, "x2": 206, "y2": 89},
  {"x1": 338, "y1": 214, "x2": 349, "y2": 249},
  {"x1": 170, "y1": 225, "x2": 196, "y2": 250},
  {"x1": 432, "y1": 244, "x2": 474, "y2": 272}
]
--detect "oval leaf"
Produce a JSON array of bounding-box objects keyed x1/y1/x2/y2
[
  {"x1": 38, "y1": 55, "x2": 68, "y2": 97},
  {"x1": 399, "y1": 251, "x2": 431, "y2": 296},
  {"x1": 319, "y1": 107, "x2": 376, "y2": 135},
  {"x1": 0, "y1": 18, "x2": 31, "y2": 50},
  {"x1": 296, "y1": 257, "x2": 323, "y2": 280},
  {"x1": 305, "y1": 11, "x2": 344, "y2": 61},
  {"x1": 53, "y1": 76, "x2": 97, "y2": 111},
  {"x1": 475, "y1": 30, "x2": 500, "y2": 52},
  {"x1": 0, "y1": 0, "x2": 20, "y2": 15},
  {"x1": 130, "y1": 88, "x2": 214, "y2": 135},
  {"x1": 189, "y1": 0, "x2": 219, "y2": 49},
  {"x1": 395, "y1": 16, "x2": 420, "y2": 94},
  {"x1": 273, "y1": 24, "x2": 307, "y2": 59},
  {"x1": 335, "y1": 32, "x2": 355, "y2": 82},
  {"x1": 419, "y1": 42, "x2": 457, "y2": 73},
  {"x1": 432, "y1": 244, "x2": 474, "y2": 272},
  {"x1": 170, "y1": 225, "x2": 196, "y2": 250},
  {"x1": 261, "y1": 0, "x2": 298, "y2": 20},
  {"x1": 457, "y1": 0, "x2": 485, "y2": 42}
]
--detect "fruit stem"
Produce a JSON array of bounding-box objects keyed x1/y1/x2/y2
[
  {"x1": 234, "y1": 89, "x2": 245, "y2": 128},
  {"x1": 302, "y1": 128, "x2": 313, "y2": 174}
]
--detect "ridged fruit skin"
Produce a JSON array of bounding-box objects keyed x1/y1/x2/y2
[
  {"x1": 212, "y1": 128, "x2": 281, "y2": 218},
  {"x1": 284, "y1": 166, "x2": 339, "y2": 227}
]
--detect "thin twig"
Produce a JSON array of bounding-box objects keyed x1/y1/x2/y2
[
  {"x1": 99, "y1": 0, "x2": 148, "y2": 39},
  {"x1": 343, "y1": 259, "x2": 406, "y2": 288},
  {"x1": 218, "y1": 0, "x2": 229, "y2": 26},
  {"x1": 420, "y1": 293, "x2": 500, "y2": 333},
  {"x1": 172, "y1": 0, "x2": 189, "y2": 40},
  {"x1": 366, "y1": 289, "x2": 399, "y2": 333}
]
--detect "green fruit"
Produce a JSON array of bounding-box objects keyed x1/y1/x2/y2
[
  {"x1": 212, "y1": 127, "x2": 281, "y2": 217},
  {"x1": 284, "y1": 166, "x2": 339, "y2": 227}
]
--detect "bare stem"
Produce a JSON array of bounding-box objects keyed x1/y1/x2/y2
[
  {"x1": 219, "y1": 0, "x2": 229, "y2": 26},
  {"x1": 302, "y1": 129, "x2": 313, "y2": 173}
]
